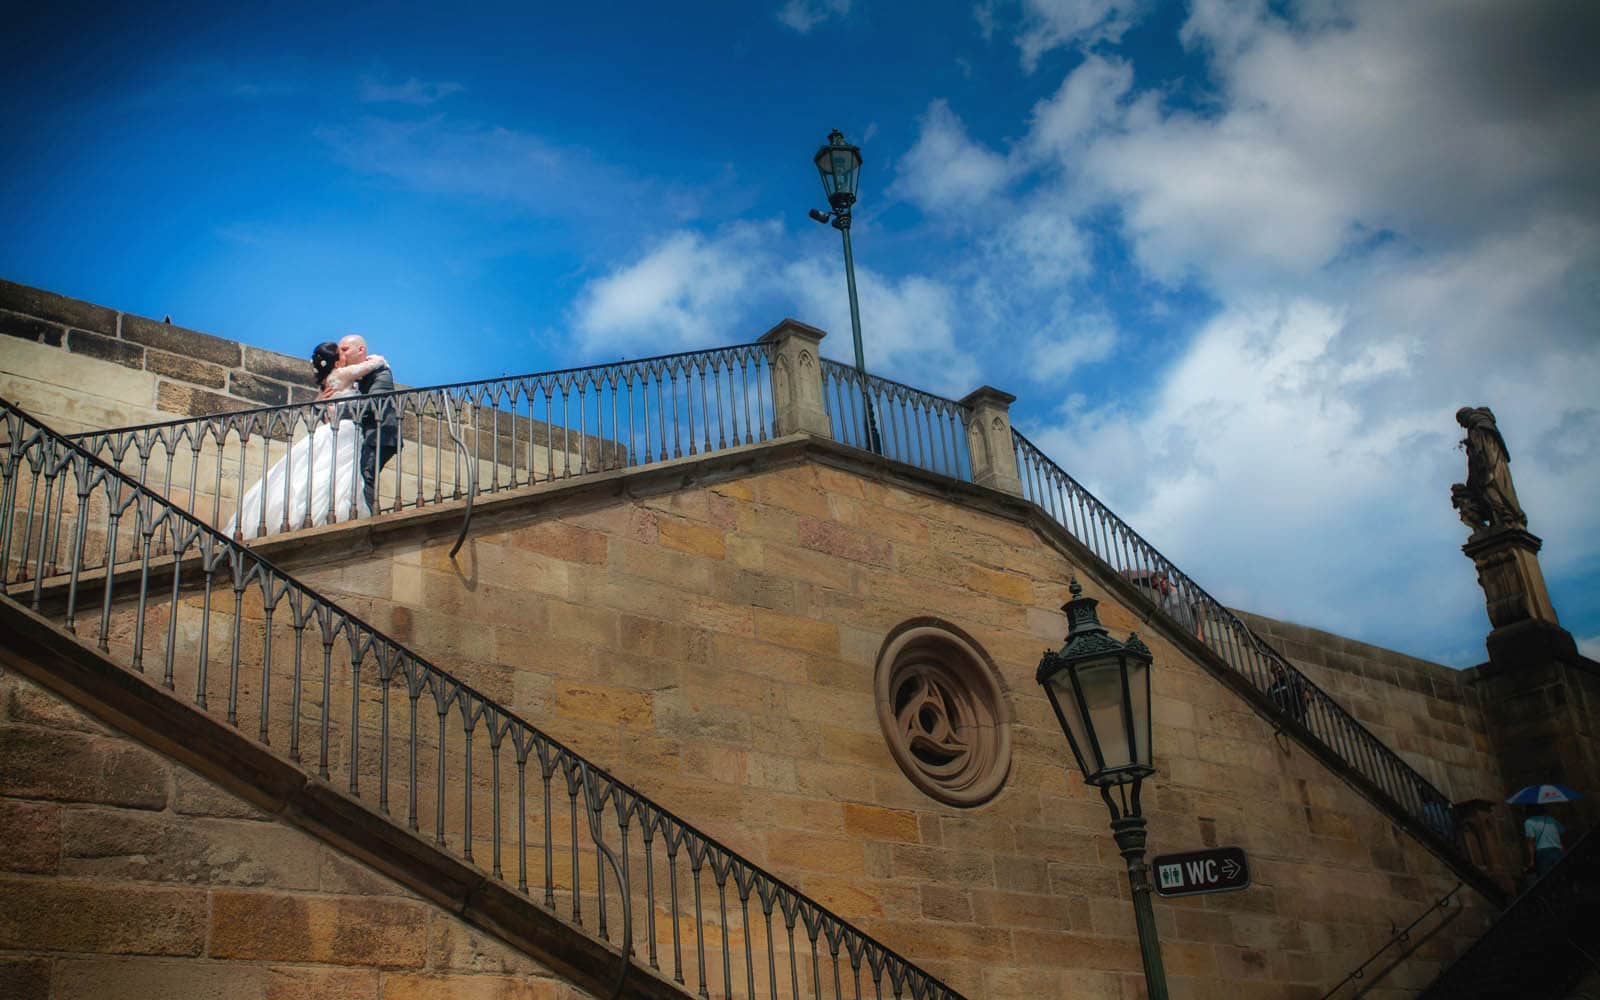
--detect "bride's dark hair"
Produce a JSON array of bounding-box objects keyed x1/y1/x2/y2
[{"x1": 311, "y1": 342, "x2": 340, "y2": 388}]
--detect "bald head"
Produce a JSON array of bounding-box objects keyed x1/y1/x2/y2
[{"x1": 338, "y1": 335, "x2": 368, "y2": 367}]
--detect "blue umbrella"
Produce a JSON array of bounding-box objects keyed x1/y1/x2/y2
[{"x1": 1507, "y1": 784, "x2": 1584, "y2": 805}]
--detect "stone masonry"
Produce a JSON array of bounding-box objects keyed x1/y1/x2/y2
[
  {"x1": 275, "y1": 457, "x2": 1499, "y2": 999},
  {"x1": 0, "y1": 669, "x2": 591, "y2": 1000},
  {"x1": 1, "y1": 278, "x2": 323, "y2": 433},
  {"x1": 1237, "y1": 612, "x2": 1522, "y2": 883}
]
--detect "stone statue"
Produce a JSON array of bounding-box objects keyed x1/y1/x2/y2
[{"x1": 1451, "y1": 406, "x2": 1526, "y2": 533}]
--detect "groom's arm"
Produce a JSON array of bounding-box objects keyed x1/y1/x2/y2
[
  {"x1": 360, "y1": 364, "x2": 399, "y2": 431},
  {"x1": 364, "y1": 364, "x2": 395, "y2": 394}
]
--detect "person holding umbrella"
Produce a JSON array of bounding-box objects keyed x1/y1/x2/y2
[
  {"x1": 1523, "y1": 805, "x2": 1565, "y2": 879},
  {"x1": 1507, "y1": 783, "x2": 1582, "y2": 882}
]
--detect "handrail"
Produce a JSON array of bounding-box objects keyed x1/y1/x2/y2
[
  {"x1": 1010, "y1": 430, "x2": 1471, "y2": 860},
  {"x1": 67, "y1": 343, "x2": 776, "y2": 544},
  {"x1": 66, "y1": 341, "x2": 779, "y2": 438},
  {"x1": 818, "y1": 359, "x2": 973, "y2": 481},
  {"x1": 0, "y1": 397, "x2": 964, "y2": 1000},
  {"x1": 1320, "y1": 883, "x2": 1462, "y2": 997},
  {"x1": 441, "y1": 398, "x2": 477, "y2": 558}
]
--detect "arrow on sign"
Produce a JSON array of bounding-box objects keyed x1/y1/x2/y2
[{"x1": 1220, "y1": 858, "x2": 1241, "y2": 880}]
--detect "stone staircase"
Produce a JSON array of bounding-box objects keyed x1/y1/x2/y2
[
  {"x1": 0, "y1": 398, "x2": 963, "y2": 1000},
  {"x1": 54, "y1": 326, "x2": 1504, "y2": 904},
  {"x1": 1418, "y1": 827, "x2": 1599, "y2": 999}
]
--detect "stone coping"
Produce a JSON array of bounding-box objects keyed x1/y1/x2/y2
[{"x1": 2, "y1": 277, "x2": 323, "y2": 414}]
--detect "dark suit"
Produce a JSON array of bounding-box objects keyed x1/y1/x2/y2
[{"x1": 356, "y1": 365, "x2": 402, "y2": 511}]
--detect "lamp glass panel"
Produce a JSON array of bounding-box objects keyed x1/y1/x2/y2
[
  {"x1": 815, "y1": 148, "x2": 840, "y2": 197},
  {"x1": 815, "y1": 148, "x2": 858, "y2": 196},
  {"x1": 1045, "y1": 671, "x2": 1097, "y2": 773},
  {"x1": 830, "y1": 150, "x2": 860, "y2": 195},
  {"x1": 1078, "y1": 658, "x2": 1132, "y2": 771},
  {"x1": 1127, "y1": 655, "x2": 1152, "y2": 768}
]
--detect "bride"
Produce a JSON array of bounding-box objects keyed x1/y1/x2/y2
[{"x1": 226, "y1": 342, "x2": 390, "y2": 540}]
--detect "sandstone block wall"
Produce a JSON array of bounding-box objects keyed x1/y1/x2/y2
[
  {"x1": 0, "y1": 669, "x2": 590, "y2": 1000},
  {"x1": 1237, "y1": 611, "x2": 1519, "y2": 877},
  {"x1": 280, "y1": 458, "x2": 1499, "y2": 999},
  {"x1": 1, "y1": 278, "x2": 322, "y2": 433},
  {"x1": 0, "y1": 278, "x2": 611, "y2": 544}
]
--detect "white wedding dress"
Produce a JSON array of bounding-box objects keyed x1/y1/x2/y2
[{"x1": 225, "y1": 388, "x2": 371, "y2": 540}]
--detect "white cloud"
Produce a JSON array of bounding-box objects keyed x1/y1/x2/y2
[
  {"x1": 1019, "y1": 215, "x2": 1600, "y2": 661},
  {"x1": 1025, "y1": 54, "x2": 1132, "y2": 161},
  {"x1": 1061, "y1": 1, "x2": 1600, "y2": 287},
  {"x1": 1014, "y1": 0, "x2": 1148, "y2": 72},
  {"x1": 1026, "y1": 298, "x2": 1457, "y2": 626},
  {"x1": 1580, "y1": 635, "x2": 1600, "y2": 661},
  {"x1": 573, "y1": 222, "x2": 781, "y2": 354},
  {"x1": 985, "y1": 0, "x2": 1600, "y2": 662},
  {"x1": 777, "y1": 0, "x2": 851, "y2": 34},
  {"x1": 783, "y1": 256, "x2": 981, "y2": 397},
  {"x1": 992, "y1": 195, "x2": 1092, "y2": 286},
  {"x1": 570, "y1": 222, "x2": 982, "y2": 396},
  {"x1": 890, "y1": 100, "x2": 1014, "y2": 214},
  {"x1": 359, "y1": 76, "x2": 465, "y2": 106},
  {"x1": 1026, "y1": 321, "x2": 1117, "y2": 380},
  {"x1": 1083, "y1": 111, "x2": 1357, "y2": 284}
]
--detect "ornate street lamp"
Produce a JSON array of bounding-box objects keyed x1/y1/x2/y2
[
  {"x1": 808, "y1": 128, "x2": 882, "y2": 454},
  {"x1": 1037, "y1": 578, "x2": 1169, "y2": 1000}
]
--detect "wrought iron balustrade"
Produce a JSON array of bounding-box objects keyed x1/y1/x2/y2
[
  {"x1": 818, "y1": 361, "x2": 973, "y2": 481},
  {"x1": 1011, "y1": 431, "x2": 1467, "y2": 857},
  {"x1": 66, "y1": 344, "x2": 776, "y2": 544},
  {"x1": 0, "y1": 399, "x2": 962, "y2": 1000}
]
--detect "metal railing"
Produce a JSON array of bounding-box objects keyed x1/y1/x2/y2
[
  {"x1": 1012, "y1": 431, "x2": 1465, "y2": 853},
  {"x1": 1420, "y1": 829, "x2": 1598, "y2": 999},
  {"x1": 1321, "y1": 884, "x2": 1463, "y2": 998},
  {"x1": 0, "y1": 398, "x2": 963, "y2": 1000},
  {"x1": 819, "y1": 361, "x2": 972, "y2": 482},
  {"x1": 67, "y1": 344, "x2": 776, "y2": 543}
]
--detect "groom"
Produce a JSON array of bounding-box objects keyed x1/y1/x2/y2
[{"x1": 338, "y1": 334, "x2": 401, "y2": 512}]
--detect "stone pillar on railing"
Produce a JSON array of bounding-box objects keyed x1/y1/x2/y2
[
  {"x1": 960, "y1": 386, "x2": 1023, "y2": 496},
  {"x1": 760, "y1": 319, "x2": 833, "y2": 439}
]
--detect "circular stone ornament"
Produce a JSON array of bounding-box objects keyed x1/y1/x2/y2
[{"x1": 874, "y1": 619, "x2": 1012, "y2": 807}]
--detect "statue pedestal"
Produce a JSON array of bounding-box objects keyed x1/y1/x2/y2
[
  {"x1": 1462, "y1": 527, "x2": 1569, "y2": 666},
  {"x1": 1462, "y1": 526, "x2": 1598, "y2": 836}
]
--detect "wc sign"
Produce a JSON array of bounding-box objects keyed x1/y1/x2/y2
[{"x1": 1151, "y1": 847, "x2": 1250, "y2": 898}]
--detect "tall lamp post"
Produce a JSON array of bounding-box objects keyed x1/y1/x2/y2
[
  {"x1": 1036, "y1": 578, "x2": 1169, "y2": 1000},
  {"x1": 808, "y1": 128, "x2": 882, "y2": 454}
]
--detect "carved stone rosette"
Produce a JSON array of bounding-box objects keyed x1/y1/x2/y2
[{"x1": 874, "y1": 619, "x2": 1013, "y2": 807}]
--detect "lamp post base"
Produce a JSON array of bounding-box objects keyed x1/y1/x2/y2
[{"x1": 1112, "y1": 814, "x2": 1170, "y2": 1000}]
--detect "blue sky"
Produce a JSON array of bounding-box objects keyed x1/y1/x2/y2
[{"x1": 3, "y1": 0, "x2": 1597, "y2": 667}]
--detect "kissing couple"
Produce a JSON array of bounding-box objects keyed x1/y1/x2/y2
[{"x1": 226, "y1": 335, "x2": 401, "y2": 540}]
